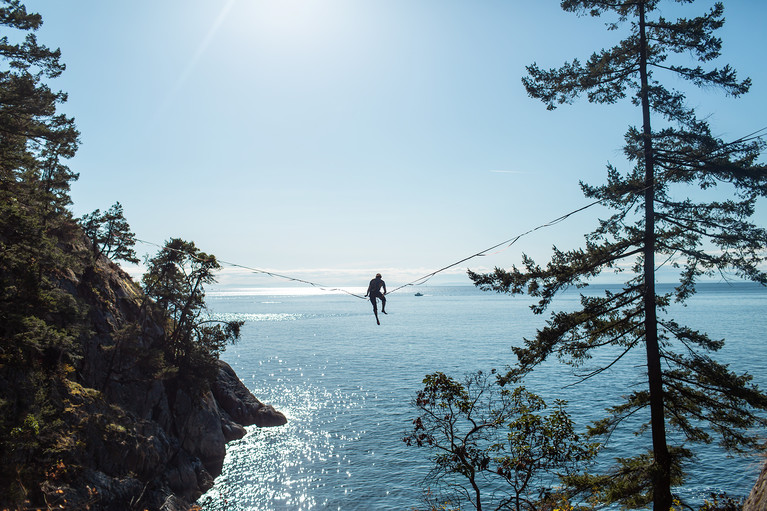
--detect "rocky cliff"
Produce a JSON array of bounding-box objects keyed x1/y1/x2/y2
[
  {"x1": 744, "y1": 460, "x2": 767, "y2": 511},
  {"x1": 39, "y1": 252, "x2": 286, "y2": 510}
]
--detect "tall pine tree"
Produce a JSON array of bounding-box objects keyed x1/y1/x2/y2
[
  {"x1": 0, "y1": 0, "x2": 81, "y2": 361},
  {"x1": 469, "y1": 2, "x2": 767, "y2": 509},
  {"x1": 0, "y1": 0, "x2": 80, "y2": 324},
  {"x1": 0, "y1": 0, "x2": 82, "y2": 501}
]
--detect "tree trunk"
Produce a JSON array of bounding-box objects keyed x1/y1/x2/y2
[{"x1": 638, "y1": 3, "x2": 673, "y2": 509}]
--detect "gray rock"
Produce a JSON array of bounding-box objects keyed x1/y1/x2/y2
[
  {"x1": 37, "y1": 249, "x2": 288, "y2": 510},
  {"x1": 744, "y1": 460, "x2": 767, "y2": 511},
  {"x1": 212, "y1": 359, "x2": 288, "y2": 427}
]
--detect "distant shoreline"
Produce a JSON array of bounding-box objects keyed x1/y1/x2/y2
[{"x1": 207, "y1": 280, "x2": 767, "y2": 297}]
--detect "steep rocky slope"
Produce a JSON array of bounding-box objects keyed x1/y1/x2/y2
[{"x1": 36, "y1": 249, "x2": 286, "y2": 510}]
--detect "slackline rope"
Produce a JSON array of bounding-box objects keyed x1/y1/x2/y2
[
  {"x1": 134, "y1": 197, "x2": 605, "y2": 301},
  {"x1": 133, "y1": 238, "x2": 368, "y2": 299},
  {"x1": 387, "y1": 199, "x2": 603, "y2": 294},
  {"x1": 133, "y1": 127, "x2": 767, "y2": 300}
]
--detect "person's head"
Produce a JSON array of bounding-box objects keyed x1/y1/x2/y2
[{"x1": 376, "y1": 273, "x2": 382, "y2": 278}]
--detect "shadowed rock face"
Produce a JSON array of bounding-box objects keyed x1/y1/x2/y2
[
  {"x1": 41, "y1": 252, "x2": 287, "y2": 510},
  {"x1": 213, "y1": 359, "x2": 288, "y2": 429},
  {"x1": 744, "y1": 461, "x2": 767, "y2": 511}
]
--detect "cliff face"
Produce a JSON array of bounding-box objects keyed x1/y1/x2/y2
[
  {"x1": 744, "y1": 461, "x2": 767, "y2": 511},
  {"x1": 44, "y1": 253, "x2": 286, "y2": 510}
]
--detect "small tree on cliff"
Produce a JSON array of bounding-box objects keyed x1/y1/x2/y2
[
  {"x1": 469, "y1": 2, "x2": 767, "y2": 509},
  {"x1": 142, "y1": 238, "x2": 242, "y2": 385},
  {"x1": 79, "y1": 201, "x2": 139, "y2": 264}
]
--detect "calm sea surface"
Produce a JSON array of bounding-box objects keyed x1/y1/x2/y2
[{"x1": 198, "y1": 283, "x2": 767, "y2": 510}]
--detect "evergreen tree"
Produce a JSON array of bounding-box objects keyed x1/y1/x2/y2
[
  {"x1": 80, "y1": 201, "x2": 139, "y2": 264},
  {"x1": 0, "y1": 0, "x2": 81, "y2": 339},
  {"x1": 142, "y1": 238, "x2": 243, "y2": 385},
  {"x1": 0, "y1": 0, "x2": 79, "y2": 198},
  {"x1": 0, "y1": 0, "x2": 83, "y2": 502},
  {"x1": 469, "y1": 2, "x2": 767, "y2": 509},
  {"x1": 0, "y1": 0, "x2": 82, "y2": 370}
]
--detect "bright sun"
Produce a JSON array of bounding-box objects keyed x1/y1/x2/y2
[{"x1": 231, "y1": 0, "x2": 338, "y2": 48}]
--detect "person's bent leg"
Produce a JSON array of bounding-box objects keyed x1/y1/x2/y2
[{"x1": 381, "y1": 295, "x2": 387, "y2": 314}]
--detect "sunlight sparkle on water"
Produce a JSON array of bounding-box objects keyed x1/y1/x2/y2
[
  {"x1": 199, "y1": 285, "x2": 767, "y2": 509},
  {"x1": 199, "y1": 353, "x2": 369, "y2": 511},
  {"x1": 210, "y1": 312, "x2": 300, "y2": 322}
]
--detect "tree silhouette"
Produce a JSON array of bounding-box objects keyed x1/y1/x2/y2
[
  {"x1": 142, "y1": 238, "x2": 242, "y2": 385},
  {"x1": 0, "y1": 0, "x2": 82, "y2": 502},
  {"x1": 80, "y1": 202, "x2": 139, "y2": 264},
  {"x1": 405, "y1": 371, "x2": 597, "y2": 511},
  {"x1": 470, "y1": 2, "x2": 767, "y2": 509}
]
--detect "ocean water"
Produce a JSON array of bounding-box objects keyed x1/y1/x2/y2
[{"x1": 198, "y1": 283, "x2": 767, "y2": 510}]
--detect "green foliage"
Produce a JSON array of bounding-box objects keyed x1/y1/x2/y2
[
  {"x1": 564, "y1": 447, "x2": 689, "y2": 509},
  {"x1": 79, "y1": 201, "x2": 138, "y2": 264},
  {"x1": 470, "y1": 2, "x2": 767, "y2": 509},
  {"x1": 0, "y1": 0, "x2": 79, "y2": 213},
  {"x1": 0, "y1": 1, "x2": 90, "y2": 504},
  {"x1": 405, "y1": 371, "x2": 598, "y2": 511},
  {"x1": 1, "y1": 371, "x2": 84, "y2": 504},
  {"x1": 697, "y1": 493, "x2": 744, "y2": 511},
  {"x1": 0, "y1": 0, "x2": 84, "y2": 366},
  {"x1": 1, "y1": 3, "x2": 240, "y2": 502},
  {"x1": 142, "y1": 238, "x2": 242, "y2": 388},
  {"x1": 11, "y1": 413, "x2": 41, "y2": 438}
]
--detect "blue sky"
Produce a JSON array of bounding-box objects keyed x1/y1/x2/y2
[{"x1": 29, "y1": 0, "x2": 767, "y2": 289}]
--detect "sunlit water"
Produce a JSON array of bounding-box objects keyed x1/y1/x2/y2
[{"x1": 198, "y1": 283, "x2": 767, "y2": 510}]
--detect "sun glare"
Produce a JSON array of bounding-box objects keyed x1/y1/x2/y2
[{"x1": 233, "y1": 0, "x2": 339, "y2": 48}]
